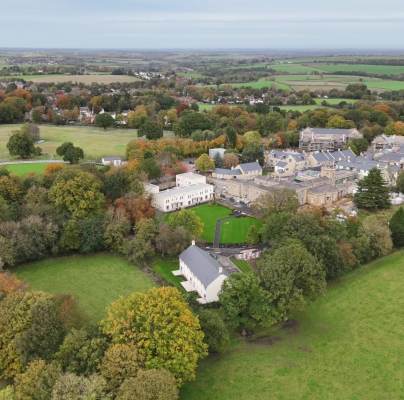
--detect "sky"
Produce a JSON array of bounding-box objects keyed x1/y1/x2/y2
[{"x1": 1, "y1": 0, "x2": 404, "y2": 49}]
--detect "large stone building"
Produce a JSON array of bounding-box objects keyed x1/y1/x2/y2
[
  {"x1": 212, "y1": 161, "x2": 262, "y2": 180},
  {"x1": 212, "y1": 166, "x2": 357, "y2": 208},
  {"x1": 299, "y1": 127, "x2": 362, "y2": 152},
  {"x1": 266, "y1": 150, "x2": 306, "y2": 177}
]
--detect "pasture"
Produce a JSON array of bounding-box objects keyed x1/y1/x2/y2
[
  {"x1": 182, "y1": 251, "x2": 404, "y2": 400},
  {"x1": 14, "y1": 253, "x2": 154, "y2": 322},
  {"x1": 223, "y1": 74, "x2": 404, "y2": 92},
  {"x1": 0, "y1": 124, "x2": 138, "y2": 160},
  {"x1": 0, "y1": 74, "x2": 139, "y2": 84},
  {"x1": 1, "y1": 162, "x2": 51, "y2": 176}
]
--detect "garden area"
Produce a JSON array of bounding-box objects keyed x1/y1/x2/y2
[
  {"x1": 176, "y1": 203, "x2": 262, "y2": 245},
  {"x1": 182, "y1": 250, "x2": 404, "y2": 400},
  {"x1": 14, "y1": 253, "x2": 155, "y2": 322}
]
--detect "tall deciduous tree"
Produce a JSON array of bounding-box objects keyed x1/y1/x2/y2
[
  {"x1": 257, "y1": 240, "x2": 326, "y2": 322},
  {"x1": 195, "y1": 153, "x2": 214, "y2": 172},
  {"x1": 0, "y1": 291, "x2": 65, "y2": 379},
  {"x1": 50, "y1": 171, "x2": 105, "y2": 219},
  {"x1": 101, "y1": 287, "x2": 207, "y2": 385},
  {"x1": 117, "y1": 369, "x2": 179, "y2": 400},
  {"x1": 219, "y1": 273, "x2": 270, "y2": 333},
  {"x1": 167, "y1": 209, "x2": 203, "y2": 239}
]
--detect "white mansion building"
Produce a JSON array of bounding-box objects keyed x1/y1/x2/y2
[{"x1": 150, "y1": 172, "x2": 214, "y2": 212}]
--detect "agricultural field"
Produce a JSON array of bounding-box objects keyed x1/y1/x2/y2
[
  {"x1": 0, "y1": 124, "x2": 138, "y2": 160},
  {"x1": 182, "y1": 250, "x2": 404, "y2": 400},
  {"x1": 279, "y1": 98, "x2": 358, "y2": 112},
  {"x1": 1, "y1": 162, "x2": 51, "y2": 176},
  {"x1": 0, "y1": 74, "x2": 140, "y2": 84},
  {"x1": 309, "y1": 63, "x2": 404, "y2": 76},
  {"x1": 14, "y1": 253, "x2": 154, "y2": 322},
  {"x1": 223, "y1": 74, "x2": 404, "y2": 92}
]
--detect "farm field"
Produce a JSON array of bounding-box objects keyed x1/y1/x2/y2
[
  {"x1": 0, "y1": 74, "x2": 140, "y2": 84},
  {"x1": 1, "y1": 162, "x2": 51, "y2": 176},
  {"x1": 268, "y1": 62, "x2": 404, "y2": 76},
  {"x1": 309, "y1": 63, "x2": 404, "y2": 76},
  {"x1": 0, "y1": 124, "x2": 138, "y2": 160},
  {"x1": 224, "y1": 74, "x2": 404, "y2": 92},
  {"x1": 182, "y1": 251, "x2": 404, "y2": 400},
  {"x1": 14, "y1": 253, "x2": 154, "y2": 322}
]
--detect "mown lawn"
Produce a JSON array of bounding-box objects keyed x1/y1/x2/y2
[
  {"x1": 182, "y1": 251, "x2": 404, "y2": 400},
  {"x1": 220, "y1": 216, "x2": 262, "y2": 245},
  {"x1": 191, "y1": 204, "x2": 232, "y2": 243},
  {"x1": 152, "y1": 258, "x2": 183, "y2": 289},
  {"x1": 14, "y1": 253, "x2": 154, "y2": 322},
  {"x1": 2, "y1": 162, "x2": 50, "y2": 176}
]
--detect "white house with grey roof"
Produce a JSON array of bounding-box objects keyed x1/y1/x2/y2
[
  {"x1": 212, "y1": 161, "x2": 262, "y2": 180},
  {"x1": 152, "y1": 182, "x2": 214, "y2": 212},
  {"x1": 101, "y1": 156, "x2": 123, "y2": 167},
  {"x1": 174, "y1": 242, "x2": 231, "y2": 303}
]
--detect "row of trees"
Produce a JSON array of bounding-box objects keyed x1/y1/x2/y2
[
  {"x1": 0, "y1": 281, "x2": 207, "y2": 399},
  {"x1": 217, "y1": 185, "x2": 404, "y2": 333}
]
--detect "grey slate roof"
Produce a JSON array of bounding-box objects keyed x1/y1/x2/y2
[
  {"x1": 180, "y1": 245, "x2": 226, "y2": 287},
  {"x1": 275, "y1": 161, "x2": 288, "y2": 168},
  {"x1": 214, "y1": 168, "x2": 241, "y2": 175},
  {"x1": 238, "y1": 162, "x2": 262, "y2": 173},
  {"x1": 306, "y1": 128, "x2": 357, "y2": 135},
  {"x1": 102, "y1": 156, "x2": 122, "y2": 161}
]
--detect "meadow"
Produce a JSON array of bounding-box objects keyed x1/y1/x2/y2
[
  {"x1": 14, "y1": 253, "x2": 154, "y2": 322},
  {"x1": 1, "y1": 162, "x2": 51, "y2": 176},
  {"x1": 0, "y1": 74, "x2": 139, "y2": 84},
  {"x1": 182, "y1": 251, "x2": 404, "y2": 400},
  {"x1": 0, "y1": 124, "x2": 138, "y2": 160},
  {"x1": 226, "y1": 74, "x2": 404, "y2": 92}
]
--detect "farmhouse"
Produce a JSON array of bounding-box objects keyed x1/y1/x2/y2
[
  {"x1": 299, "y1": 127, "x2": 362, "y2": 151},
  {"x1": 174, "y1": 242, "x2": 233, "y2": 303},
  {"x1": 212, "y1": 161, "x2": 262, "y2": 180},
  {"x1": 101, "y1": 156, "x2": 123, "y2": 167},
  {"x1": 151, "y1": 182, "x2": 214, "y2": 212}
]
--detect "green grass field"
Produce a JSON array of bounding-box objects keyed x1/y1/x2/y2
[
  {"x1": 2, "y1": 162, "x2": 51, "y2": 176},
  {"x1": 182, "y1": 251, "x2": 404, "y2": 400},
  {"x1": 309, "y1": 63, "x2": 404, "y2": 76},
  {"x1": 0, "y1": 74, "x2": 139, "y2": 84},
  {"x1": 0, "y1": 124, "x2": 138, "y2": 160},
  {"x1": 191, "y1": 204, "x2": 232, "y2": 243},
  {"x1": 152, "y1": 258, "x2": 183, "y2": 288},
  {"x1": 220, "y1": 216, "x2": 262, "y2": 244},
  {"x1": 222, "y1": 74, "x2": 404, "y2": 92},
  {"x1": 14, "y1": 254, "x2": 154, "y2": 322}
]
